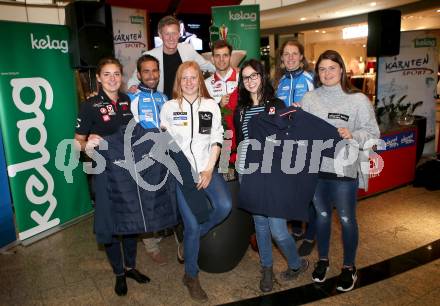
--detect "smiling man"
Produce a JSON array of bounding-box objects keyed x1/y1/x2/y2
[
  {"x1": 205, "y1": 40, "x2": 239, "y2": 164},
  {"x1": 127, "y1": 15, "x2": 215, "y2": 99},
  {"x1": 128, "y1": 54, "x2": 171, "y2": 266}
]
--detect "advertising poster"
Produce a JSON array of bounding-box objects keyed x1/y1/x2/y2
[
  {"x1": 377, "y1": 30, "x2": 439, "y2": 153},
  {"x1": 211, "y1": 5, "x2": 260, "y2": 66},
  {"x1": 0, "y1": 130, "x2": 16, "y2": 248},
  {"x1": 112, "y1": 7, "x2": 148, "y2": 89},
  {"x1": 0, "y1": 21, "x2": 92, "y2": 241}
]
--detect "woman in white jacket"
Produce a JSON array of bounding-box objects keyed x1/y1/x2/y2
[{"x1": 160, "y1": 61, "x2": 232, "y2": 302}]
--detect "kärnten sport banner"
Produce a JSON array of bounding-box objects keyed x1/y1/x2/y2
[
  {"x1": 211, "y1": 4, "x2": 260, "y2": 63},
  {"x1": 0, "y1": 21, "x2": 92, "y2": 241}
]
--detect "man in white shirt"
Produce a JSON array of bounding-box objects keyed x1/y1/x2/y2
[{"x1": 127, "y1": 15, "x2": 215, "y2": 99}]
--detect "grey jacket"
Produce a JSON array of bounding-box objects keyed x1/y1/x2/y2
[
  {"x1": 127, "y1": 43, "x2": 215, "y2": 92},
  {"x1": 302, "y1": 84, "x2": 380, "y2": 190}
]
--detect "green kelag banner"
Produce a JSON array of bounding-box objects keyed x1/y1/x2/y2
[
  {"x1": 211, "y1": 4, "x2": 260, "y2": 63},
  {"x1": 0, "y1": 21, "x2": 92, "y2": 241}
]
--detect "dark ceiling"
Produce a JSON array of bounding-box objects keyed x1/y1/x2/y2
[{"x1": 105, "y1": 0, "x2": 242, "y2": 15}]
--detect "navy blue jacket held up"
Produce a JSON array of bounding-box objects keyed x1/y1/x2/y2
[
  {"x1": 94, "y1": 124, "x2": 179, "y2": 244},
  {"x1": 238, "y1": 107, "x2": 343, "y2": 221}
]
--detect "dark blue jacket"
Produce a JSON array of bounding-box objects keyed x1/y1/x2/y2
[
  {"x1": 238, "y1": 107, "x2": 342, "y2": 221},
  {"x1": 94, "y1": 124, "x2": 178, "y2": 244}
]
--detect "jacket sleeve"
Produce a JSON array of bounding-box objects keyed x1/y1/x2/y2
[
  {"x1": 300, "y1": 92, "x2": 312, "y2": 113},
  {"x1": 159, "y1": 101, "x2": 172, "y2": 131},
  {"x1": 129, "y1": 94, "x2": 140, "y2": 123},
  {"x1": 351, "y1": 94, "x2": 380, "y2": 147},
  {"x1": 181, "y1": 43, "x2": 215, "y2": 73},
  {"x1": 210, "y1": 100, "x2": 224, "y2": 146},
  {"x1": 127, "y1": 67, "x2": 140, "y2": 89}
]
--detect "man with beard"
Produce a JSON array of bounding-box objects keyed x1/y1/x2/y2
[{"x1": 128, "y1": 54, "x2": 171, "y2": 266}]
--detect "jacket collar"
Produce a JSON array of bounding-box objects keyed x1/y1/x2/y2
[
  {"x1": 213, "y1": 67, "x2": 237, "y2": 82},
  {"x1": 138, "y1": 82, "x2": 156, "y2": 93}
]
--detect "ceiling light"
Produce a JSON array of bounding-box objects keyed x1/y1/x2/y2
[
  {"x1": 436, "y1": 9, "x2": 440, "y2": 13},
  {"x1": 342, "y1": 25, "x2": 368, "y2": 39},
  {"x1": 322, "y1": 30, "x2": 326, "y2": 33},
  {"x1": 363, "y1": 44, "x2": 366, "y2": 48},
  {"x1": 300, "y1": 17, "x2": 306, "y2": 21},
  {"x1": 370, "y1": 2, "x2": 377, "y2": 6},
  {"x1": 315, "y1": 30, "x2": 320, "y2": 33}
]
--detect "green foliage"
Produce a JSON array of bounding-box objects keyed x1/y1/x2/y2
[{"x1": 375, "y1": 94, "x2": 423, "y2": 126}]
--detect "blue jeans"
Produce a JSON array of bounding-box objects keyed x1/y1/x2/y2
[
  {"x1": 253, "y1": 215, "x2": 301, "y2": 269},
  {"x1": 313, "y1": 178, "x2": 359, "y2": 266},
  {"x1": 176, "y1": 171, "x2": 232, "y2": 277}
]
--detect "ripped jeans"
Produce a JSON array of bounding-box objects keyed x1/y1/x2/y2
[{"x1": 313, "y1": 178, "x2": 359, "y2": 266}]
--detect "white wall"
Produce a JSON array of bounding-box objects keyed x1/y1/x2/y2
[{"x1": 0, "y1": 4, "x2": 65, "y2": 25}]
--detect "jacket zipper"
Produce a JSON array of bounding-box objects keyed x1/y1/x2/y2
[
  {"x1": 187, "y1": 100, "x2": 199, "y2": 175},
  {"x1": 149, "y1": 90, "x2": 159, "y2": 128},
  {"x1": 289, "y1": 73, "x2": 294, "y2": 106},
  {"x1": 132, "y1": 150, "x2": 147, "y2": 232}
]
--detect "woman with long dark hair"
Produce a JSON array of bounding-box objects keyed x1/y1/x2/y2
[
  {"x1": 302, "y1": 50, "x2": 379, "y2": 291},
  {"x1": 235, "y1": 59, "x2": 308, "y2": 293}
]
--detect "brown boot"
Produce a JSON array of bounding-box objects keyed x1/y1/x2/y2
[{"x1": 182, "y1": 274, "x2": 208, "y2": 302}]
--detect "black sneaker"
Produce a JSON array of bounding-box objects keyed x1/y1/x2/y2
[
  {"x1": 298, "y1": 239, "x2": 315, "y2": 256},
  {"x1": 336, "y1": 266, "x2": 358, "y2": 292},
  {"x1": 312, "y1": 259, "x2": 329, "y2": 283},
  {"x1": 279, "y1": 258, "x2": 309, "y2": 281}
]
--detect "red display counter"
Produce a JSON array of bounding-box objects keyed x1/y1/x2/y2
[{"x1": 358, "y1": 127, "x2": 417, "y2": 198}]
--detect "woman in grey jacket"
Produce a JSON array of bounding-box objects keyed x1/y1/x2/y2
[{"x1": 301, "y1": 50, "x2": 380, "y2": 292}]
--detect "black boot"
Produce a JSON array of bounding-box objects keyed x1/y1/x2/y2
[
  {"x1": 125, "y1": 268, "x2": 150, "y2": 283},
  {"x1": 259, "y1": 266, "x2": 274, "y2": 292},
  {"x1": 115, "y1": 275, "x2": 127, "y2": 296},
  {"x1": 183, "y1": 274, "x2": 208, "y2": 302}
]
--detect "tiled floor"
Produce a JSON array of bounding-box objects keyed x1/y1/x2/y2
[{"x1": 0, "y1": 184, "x2": 439, "y2": 306}]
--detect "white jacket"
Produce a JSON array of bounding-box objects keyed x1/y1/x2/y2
[
  {"x1": 160, "y1": 97, "x2": 224, "y2": 174},
  {"x1": 204, "y1": 67, "x2": 239, "y2": 104},
  {"x1": 127, "y1": 43, "x2": 215, "y2": 92}
]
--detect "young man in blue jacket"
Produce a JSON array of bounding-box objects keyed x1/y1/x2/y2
[{"x1": 128, "y1": 54, "x2": 174, "y2": 266}]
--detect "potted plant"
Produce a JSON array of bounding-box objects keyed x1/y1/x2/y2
[{"x1": 375, "y1": 94, "x2": 423, "y2": 131}]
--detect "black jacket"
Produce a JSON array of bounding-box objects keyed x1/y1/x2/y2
[
  {"x1": 238, "y1": 107, "x2": 342, "y2": 221},
  {"x1": 94, "y1": 124, "x2": 179, "y2": 244}
]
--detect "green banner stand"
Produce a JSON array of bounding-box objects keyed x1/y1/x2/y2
[
  {"x1": 211, "y1": 4, "x2": 261, "y2": 63},
  {"x1": 0, "y1": 21, "x2": 92, "y2": 243}
]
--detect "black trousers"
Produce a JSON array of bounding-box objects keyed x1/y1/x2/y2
[{"x1": 104, "y1": 234, "x2": 138, "y2": 275}]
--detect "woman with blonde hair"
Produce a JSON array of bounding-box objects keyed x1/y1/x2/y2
[{"x1": 160, "y1": 61, "x2": 232, "y2": 302}]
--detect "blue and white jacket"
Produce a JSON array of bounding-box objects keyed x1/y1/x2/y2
[
  {"x1": 128, "y1": 83, "x2": 167, "y2": 129},
  {"x1": 276, "y1": 69, "x2": 314, "y2": 106}
]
